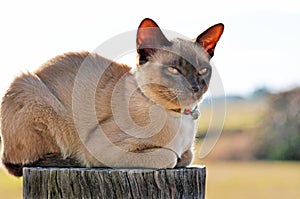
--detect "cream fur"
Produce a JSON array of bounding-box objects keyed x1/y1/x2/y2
[{"x1": 0, "y1": 52, "x2": 196, "y2": 173}]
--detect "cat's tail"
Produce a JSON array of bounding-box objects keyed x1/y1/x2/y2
[
  {"x1": 2, "y1": 162, "x2": 24, "y2": 177},
  {"x1": 2, "y1": 153, "x2": 82, "y2": 177}
]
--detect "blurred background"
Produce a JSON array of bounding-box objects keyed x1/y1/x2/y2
[{"x1": 0, "y1": 0, "x2": 299, "y2": 198}]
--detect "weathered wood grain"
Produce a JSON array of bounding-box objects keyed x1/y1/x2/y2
[{"x1": 23, "y1": 166, "x2": 206, "y2": 199}]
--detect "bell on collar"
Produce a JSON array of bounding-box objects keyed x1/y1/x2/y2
[{"x1": 191, "y1": 108, "x2": 200, "y2": 120}]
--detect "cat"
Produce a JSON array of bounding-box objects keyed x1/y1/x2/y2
[{"x1": 0, "y1": 18, "x2": 224, "y2": 177}]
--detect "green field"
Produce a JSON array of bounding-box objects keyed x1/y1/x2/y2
[
  {"x1": 197, "y1": 98, "x2": 267, "y2": 134},
  {"x1": 1, "y1": 161, "x2": 300, "y2": 199}
]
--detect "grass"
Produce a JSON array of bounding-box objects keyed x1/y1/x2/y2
[
  {"x1": 195, "y1": 161, "x2": 300, "y2": 199},
  {"x1": 197, "y1": 98, "x2": 266, "y2": 134}
]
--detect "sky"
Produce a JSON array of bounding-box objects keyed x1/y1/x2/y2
[{"x1": 0, "y1": 0, "x2": 299, "y2": 98}]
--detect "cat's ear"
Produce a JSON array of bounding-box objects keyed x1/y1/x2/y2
[
  {"x1": 137, "y1": 18, "x2": 171, "y2": 64},
  {"x1": 196, "y1": 23, "x2": 224, "y2": 58}
]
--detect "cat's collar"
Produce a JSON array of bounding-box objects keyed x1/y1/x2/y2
[{"x1": 170, "y1": 105, "x2": 200, "y2": 120}]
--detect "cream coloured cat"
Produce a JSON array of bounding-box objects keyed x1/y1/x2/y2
[{"x1": 0, "y1": 18, "x2": 224, "y2": 176}]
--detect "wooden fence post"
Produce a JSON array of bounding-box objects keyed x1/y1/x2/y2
[{"x1": 23, "y1": 166, "x2": 206, "y2": 199}]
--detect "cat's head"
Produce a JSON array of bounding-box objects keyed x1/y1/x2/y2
[{"x1": 135, "y1": 18, "x2": 224, "y2": 110}]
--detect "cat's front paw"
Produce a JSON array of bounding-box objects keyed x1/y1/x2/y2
[{"x1": 175, "y1": 149, "x2": 193, "y2": 168}]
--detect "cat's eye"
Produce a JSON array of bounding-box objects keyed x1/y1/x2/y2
[
  {"x1": 167, "y1": 66, "x2": 180, "y2": 74},
  {"x1": 198, "y1": 68, "x2": 208, "y2": 75}
]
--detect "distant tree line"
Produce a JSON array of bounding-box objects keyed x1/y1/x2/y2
[{"x1": 255, "y1": 88, "x2": 300, "y2": 160}]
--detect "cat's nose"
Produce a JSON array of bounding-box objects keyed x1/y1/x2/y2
[
  {"x1": 192, "y1": 85, "x2": 200, "y2": 93},
  {"x1": 190, "y1": 78, "x2": 200, "y2": 93}
]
